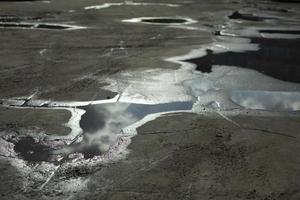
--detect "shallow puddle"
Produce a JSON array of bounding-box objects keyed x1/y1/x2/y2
[
  {"x1": 69, "y1": 101, "x2": 193, "y2": 158},
  {"x1": 1, "y1": 100, "x2": 193, "y2": 161},
  {"x1": 122, "y1": 17, "x2": 197, "y2": 25},
  {"x1": 13, "y1": 136, "x2": 54, "y2": 162},
  {"x1": 185, "y1": 37, "x2": 300, "y2": 83},
  {"x1": 231, "y1": 90, "x2": 300, "y2": 111},
  {"x1": 141, "y1": 18, "x2": 188, "y2": 24}
]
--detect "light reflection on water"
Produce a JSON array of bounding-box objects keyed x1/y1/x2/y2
[
  {"x1": 67, "y1": 101, "x2": 193, "y2": 158},
  {"x1": 231, "y1": 90, "x2": 300, "y2": 112}
]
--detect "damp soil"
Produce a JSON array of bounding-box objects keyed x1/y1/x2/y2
[
  {"x1": 141, "y1": 18, "x2": 188, "y2": 24},
  {"x1": 185, "y1": 37, "x2": 300, "y2": 83}
]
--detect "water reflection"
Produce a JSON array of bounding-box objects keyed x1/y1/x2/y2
[
  {"x1": 67, "y1": 101, "x2": 193, "y2": 158},
  {"x1": 186, "y1": 38, "x2": 300, "y2": 83},
  {"x1": 231, "y1": 90, "x2": 300, "y2": 111}
]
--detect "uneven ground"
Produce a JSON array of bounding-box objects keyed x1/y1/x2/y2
[{"x1": 0, "y1": 0, "x2": 300, "y2": 200}]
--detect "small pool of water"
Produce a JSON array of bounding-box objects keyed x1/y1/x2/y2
[
  {"x1": 13, "y1": 136, "x2": 54, "y2": 162},
  {"x1": 122, "y1": 17, "x2": 197, "y2": 25},
  {"x1": 141, "y1": 18, "x2": 188, "y2": 24},
  {"x1": 72, "y1": 101, "x2": 193, "y2": 158}
]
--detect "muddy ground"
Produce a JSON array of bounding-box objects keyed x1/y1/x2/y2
[{"x1": 0, "y1": 0, "x2": 300, "y2": 200}]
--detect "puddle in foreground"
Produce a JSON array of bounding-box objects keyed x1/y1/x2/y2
[
  {"x1": 4, "y1": 101, "x2": 193, "y2": 162},
  {"x1": 70, "y1": 101, "x2": 193, "y2": 159}
]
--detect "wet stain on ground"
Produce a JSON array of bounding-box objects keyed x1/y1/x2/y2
[{"x1": 185, "y1": 37, "x2": 300, "y2": 83}]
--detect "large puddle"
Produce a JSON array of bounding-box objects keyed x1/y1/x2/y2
[
  {"x1": 185, "y1": 37, "x2": 300, "y2": 83},
  {"x1": 2, "y1": 100, "x2": 193, "y2": 162},
  {"x1": 68, "y1": 101, "x2": 193, "y2": 159}
]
